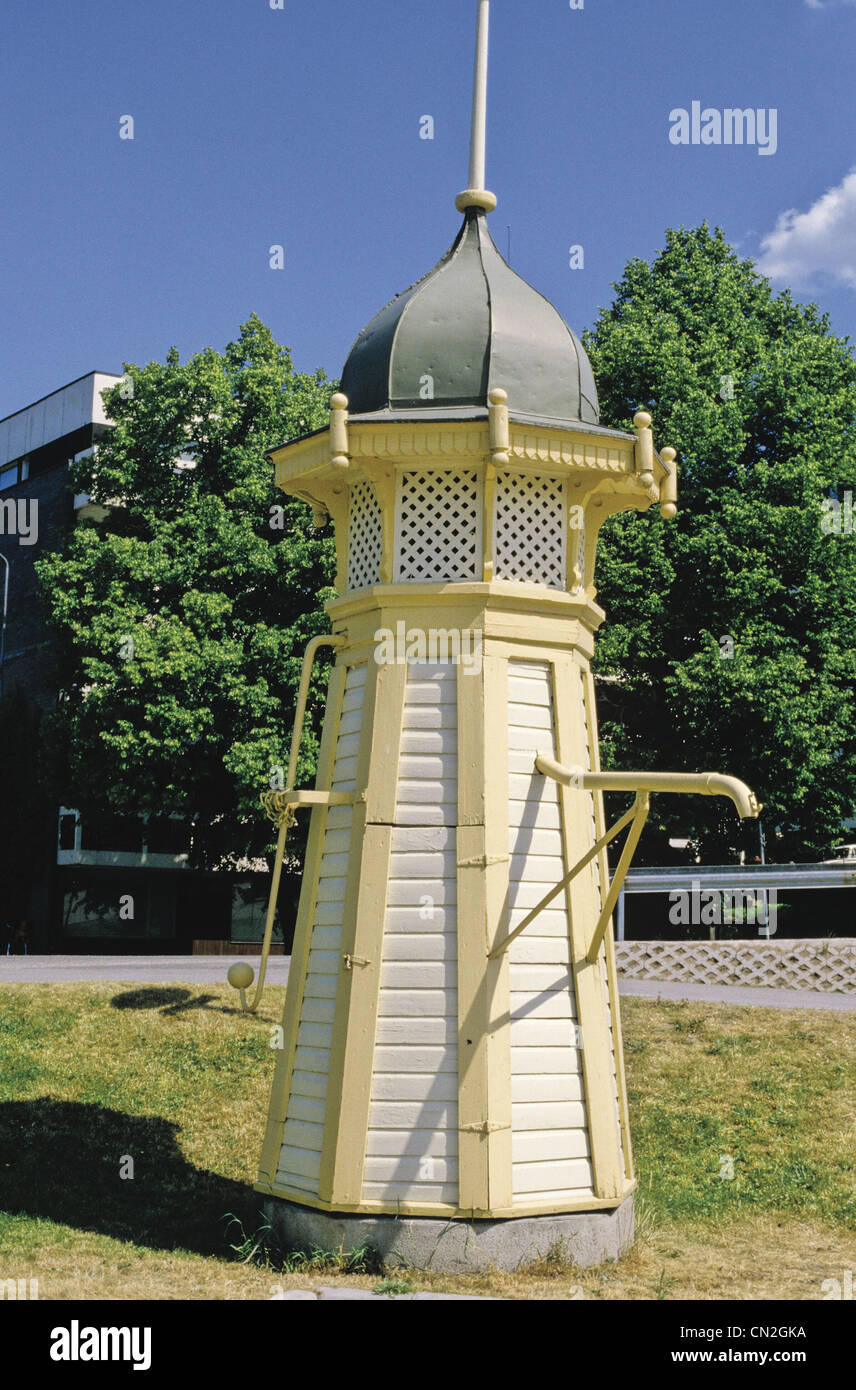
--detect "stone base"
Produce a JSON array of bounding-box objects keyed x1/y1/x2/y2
[{"x1": 263, "y1": 1195, "x2": 634, "y2": 1274}]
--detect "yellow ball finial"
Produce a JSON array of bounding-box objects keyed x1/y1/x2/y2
[
  {"x1": 634, "y1": 411, "x2": 653, "y2": 430},
  {"x1": 228, "y1": 962, "x2": 255, "y2": 991}
]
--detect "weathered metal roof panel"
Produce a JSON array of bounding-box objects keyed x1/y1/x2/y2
[{"x1": 340, "y1": 208, "x2": 600, "y2": 428}]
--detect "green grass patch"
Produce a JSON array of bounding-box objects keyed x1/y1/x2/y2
[
  {"x1": 623, "y1": 997, "x2": 856, "y2": 1227},
  {"x1": 0, "y1": 982, "x2": 853, "y2": 1299}
]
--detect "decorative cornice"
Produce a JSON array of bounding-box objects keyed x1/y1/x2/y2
[{"x1": 272, "y1": 418, "x2": 655, "y2": 493}]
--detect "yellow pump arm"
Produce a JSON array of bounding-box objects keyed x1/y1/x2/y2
[
  {"x1": 227, "y1": 633, "x2": 345, "y2": 1013},
  {"x1": 488, "y1": 758, "x2": 760, "y2": 965}
]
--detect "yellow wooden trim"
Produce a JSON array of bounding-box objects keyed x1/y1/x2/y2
[
  {"x1": 484, "y1": 637, "x2": 594, "y2": 666},
  {"x1": 583, "y1": 661, "x2": 635, "y2": 1181},
  {"x1": 273, "y1": 419, "x2": 636, "y2": 473},
  {"x1": 257, "y1": 661, "x2": 348, "y2": 1188},
  {"x1": 482, "y1": 462, "x2": 497, "y2": 582},
  {"x1": 605, "y1": 911, "x2": 634, "y2": 1182},
  {"x1": 456, "y1": 653, "x2": 490, "y2": 1213},
  {"x1": 282, "y1": 789, "x2": 356, "y2": 806},
  {"x1": 364, "y1": 657, "x2": 407, "y2": 827},
  {"x1": 552, "y1": 657, "x2": 625, "y2": 1202},
  {"x1": 321, "y1": 489, "x2": 349, "y2": 593},
  {"x1": 254, "y1": 1179, "x2": 636, "y2": 1220},
  {"x1": 456, "y1": 818, "x2": 490, "y2": 1214},
  {"x1": 482, "y1": 653, "x2": 512, "y2": 1212},
  {"x1": 319, "y1": 657, "x2": 407, "y2": 1206},
  {"x1": 370, "y1": 468, "x2": 396, "y2": 585},
  {"x1": 328, "y1": 580, "x2": 598, "y2": 616}
]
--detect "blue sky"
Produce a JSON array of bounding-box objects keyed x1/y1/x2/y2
[{"x1": 2, "y1": 0, "x2": 856, "y2": 418}]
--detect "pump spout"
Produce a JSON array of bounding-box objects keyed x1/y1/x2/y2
[{"x1": 533, "y1": 759, "x2": 761, "y2": 820}]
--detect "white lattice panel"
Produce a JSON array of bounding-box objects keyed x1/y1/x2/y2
[
  {"x1": 494, "y1": 473, "x2": 566, "y2": 588},
  {"x1": 347, "y1": 479, "x2": 383, "y2": 591},
  {"x1": 395, "y1": 470, "x2": 481, "y2": 582},
  {"x1": 616, "y1": 940, "x2": 856, "y2": 994}
]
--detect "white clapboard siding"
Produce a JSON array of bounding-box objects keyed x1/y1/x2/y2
[
  {"x1": 275, "y1": 663, "x2": 365, "y2": 1196},
  {"x1": 363, "y1": 662, "x2": 459, "y2": 1206},
  {"x1": 511, "y1": 1072, "x2": 585, "y2": 1104},
  {"x1": 507, "y1": 660, "x2": 594, "y2": 1203}
]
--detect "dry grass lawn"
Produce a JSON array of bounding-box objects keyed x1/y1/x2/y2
[{"x1": 0, "y1": 983, "x2": 853, "y2": 1300}]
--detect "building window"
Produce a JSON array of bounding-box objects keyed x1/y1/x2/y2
[
  {"x1": 61, "y1": 871, "x2": 176, "y2": 939},
  {"x1": 231, "y1": 880, "x2": 274, "y2": 943},
  {"x1": 0, "y1": 458, "x2": 30, "y2": 490}
]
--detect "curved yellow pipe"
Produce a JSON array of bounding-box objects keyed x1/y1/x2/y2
[
  {"x1": 229, "y1": 633, "x2": 345, "y2": 1013},
  {"x1": 533, "y1": 758, "x2": 761, "y2": 821}
]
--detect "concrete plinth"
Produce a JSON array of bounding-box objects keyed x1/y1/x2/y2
[{"x1": 263, "y1": 1196, "x2": 634, "y2": 1274}]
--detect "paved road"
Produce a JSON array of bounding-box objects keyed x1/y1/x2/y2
[
  {"x1": 619, "y1": 976, "x2": 856, "y2": 1012},
  {"x1": 2, "y1": 956, "x2": 854, "y2": 1010},
  {"x1": 0, "y1": 955, "x2": 291, "y2": 985}
]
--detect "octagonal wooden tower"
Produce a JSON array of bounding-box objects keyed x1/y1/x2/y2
[{"x1": 257, "y1": 378, "x2": 675, "y2": 1220}]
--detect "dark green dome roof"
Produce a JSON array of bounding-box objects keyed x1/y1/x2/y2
[{"x1": 341, "y1": 208, "x2": 599, "y2": 427}]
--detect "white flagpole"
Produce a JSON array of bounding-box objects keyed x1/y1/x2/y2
[
  {"x1": 468, "y1": 0, "x2": 490, "y2": 193},
  {"x1": 456, "y1": 0, "x2": 496, "y2": 211}
]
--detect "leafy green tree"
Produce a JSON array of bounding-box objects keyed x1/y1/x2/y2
[
  {"x1": 584, "y1": 225, "x2": 856, "y2": 862},
  {"x1": 36, "y1": 315, "x2": 336, "y2": 867}
]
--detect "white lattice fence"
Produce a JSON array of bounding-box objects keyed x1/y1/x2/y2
[{"x1": 616, "y1": 939, "x2": 856, "y2": 995}]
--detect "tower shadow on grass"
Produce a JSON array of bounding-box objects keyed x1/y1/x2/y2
[
  {"x1": 0, "y1": 1099, "x2": 257, "y2": 1258},
  {"x1": 110, "y1": 987, "x2": 244, "y2": 1017}
]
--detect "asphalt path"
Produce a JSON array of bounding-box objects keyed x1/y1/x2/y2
[
  {"x1": 2, "y1": 956, "x2": 854, "y2": 1010},
  {"x1": 0, "y1": 955, "x2": 291, "y2": 985}
]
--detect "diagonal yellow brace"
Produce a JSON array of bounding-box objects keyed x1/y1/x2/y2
[
  {"x1": 586, "y1": 792, "x2": 650, "y2": 964},
  {"x1": 487, "y1": 799, "x2": 640, "y2": 961}
]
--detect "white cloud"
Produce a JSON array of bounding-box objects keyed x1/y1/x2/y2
[
  {"x1": 804, "y1": 0, "x2": 856, "y2": 9},
  {"x1": 756, "y1": 168, "x2": 856, "y2": 290}
]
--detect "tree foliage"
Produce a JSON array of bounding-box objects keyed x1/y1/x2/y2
[
  {"x1": 36, "y1": 315, "x2": 336, "y2": 867},
  {"x1": 584, "y1": 225, "x2": 856, "y2": 861}
]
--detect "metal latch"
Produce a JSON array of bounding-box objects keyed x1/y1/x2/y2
[{"x1": 343, "y1": 953, "x2": 372, "y2": 971}]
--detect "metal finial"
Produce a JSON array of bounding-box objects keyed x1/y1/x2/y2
[{"x1": 456, "y1": 0, "x2": 497, "y2": 214}]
